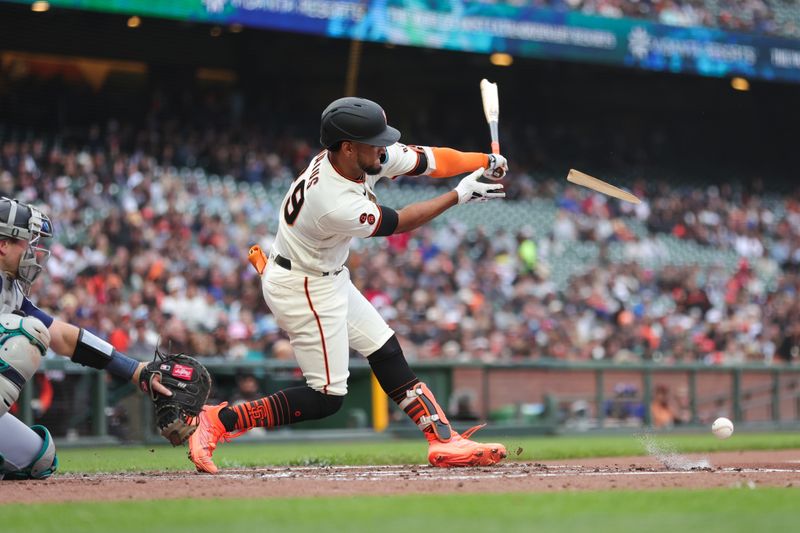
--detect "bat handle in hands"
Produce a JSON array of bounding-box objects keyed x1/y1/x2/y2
[{"x1": 485, "y1": 154, "x2": 508, "y2": 181}]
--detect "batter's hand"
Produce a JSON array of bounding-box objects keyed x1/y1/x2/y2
[
  {"x1": 484, "y1": 154, "x2": 508, "y2": 181},
  {"x1": 454, "y1": 168, "x2": 506, "y2": 205}
]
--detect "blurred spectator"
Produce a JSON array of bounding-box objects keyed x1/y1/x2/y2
[
  {"x1": 230, "y1": 373, "x2": 266, "y2": 405},
  {"x1": 561, "y1": 0, "x2": 792, "y2": 37},
  {"x1": 605, "y1": 383, "x2": 645, "y2": 423},
  {"x1": 450, "y1": 391, "x2": 481, "y2": 422},
  {"x1": 650, "y1": 383, "x2": 677, "y2": 428},
  {"x1": 673, "y1": 386, "x2": 693, "y2": 425}
]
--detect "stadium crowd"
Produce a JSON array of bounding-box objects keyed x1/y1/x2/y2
[
  {"x1": 0, "y1": 52, "x2": 796, "y2": 368},
  {"x1": 1, "y1": 115, "x2": 798, "y2": 368},
  {"x1": 516, "y1": 0, "x2": 799, "y2": 37}
]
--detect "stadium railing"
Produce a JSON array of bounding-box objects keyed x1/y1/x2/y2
[{"x1": 19, "y1": 358, "x2": 800, "y2": 445}]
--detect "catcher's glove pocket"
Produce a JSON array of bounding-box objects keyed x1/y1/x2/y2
[{"x1": 139, "y1": 350, "x2": 212, "y2": 446}]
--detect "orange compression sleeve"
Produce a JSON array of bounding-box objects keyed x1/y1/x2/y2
[{"x1": 428, "y1": 147, "x2": 490, "y2": 178}]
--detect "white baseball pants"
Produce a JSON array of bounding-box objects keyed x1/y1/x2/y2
[{"x1": 262, "y1": 263, "x2": 394, "y2": 396}]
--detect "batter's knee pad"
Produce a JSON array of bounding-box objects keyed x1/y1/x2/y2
[{"x1": 0, "y1": 425, "x2": 58, "y2": 480}]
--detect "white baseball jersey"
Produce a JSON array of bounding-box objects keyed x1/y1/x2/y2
[
  {"x1": 262, "y1": 142, "x2": 435, "y2": 395},
  {"x1": 271, "y1": 143, "x2": 435, "y2": 272}
]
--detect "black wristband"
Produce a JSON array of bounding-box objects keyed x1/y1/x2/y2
[
  {"x1": 72, "y1": 328, "x2": 113, "y2": 369},
  {"x1": 72, "y1": 328, "x2": 138, "y2": 381}
]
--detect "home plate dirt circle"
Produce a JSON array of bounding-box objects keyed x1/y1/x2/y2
[{"x1": 2, "y1": 450, "x2": 798, "y2": 504}]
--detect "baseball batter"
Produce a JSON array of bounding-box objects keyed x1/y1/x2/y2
[
  {"x1": 0, "y1": 198, "x2": 171, "y2": 481},
  {"x1": 189, "y1": 97, "x2": 509, "y2": 471}
]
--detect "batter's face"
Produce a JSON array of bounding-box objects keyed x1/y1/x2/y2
[{"x1": 352, "y1": 142, "x2": 385, "y2": 175}]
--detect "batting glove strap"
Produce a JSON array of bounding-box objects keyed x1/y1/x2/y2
[{"x1": 484, "y1": 154, "x2": 508, "y2": 180}]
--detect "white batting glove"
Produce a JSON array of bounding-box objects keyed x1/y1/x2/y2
[
  {"x1": 454, "y1": 167, "x2": 506, "y2": 205},
  {"x1": 484, "y1": 154, "x2": 508, "y2": 180}
]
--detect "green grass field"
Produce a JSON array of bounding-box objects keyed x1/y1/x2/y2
[
  {"x1": 5, "y1": 432, "x2": 799, "y2": 533},
  {"x1": 54, "y1": 431, "x2": 800, "y2": 473},
  {"x1": 4, "y1": 489, "x2": 799, "y2": 533}
]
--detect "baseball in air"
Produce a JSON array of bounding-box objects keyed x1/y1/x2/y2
[{"x1": 711, "y1": 417, "x2": 734, "y2": 439}]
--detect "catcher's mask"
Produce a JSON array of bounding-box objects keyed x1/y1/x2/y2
[{"x1": 0, "y1": 198, "x2": 53, "y2": 295}]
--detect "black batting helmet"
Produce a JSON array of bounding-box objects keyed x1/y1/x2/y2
[{"x1": 320, "y1": 97, "x2": 401, "y2": 148}]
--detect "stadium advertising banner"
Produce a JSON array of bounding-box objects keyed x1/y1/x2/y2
[{"x1": 19, "y1": 0, "x2": 800, "y2": 83}]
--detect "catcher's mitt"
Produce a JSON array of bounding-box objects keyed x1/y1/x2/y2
[{"x1": 138, "y1": 349, "x2": 212, "y2": 446}]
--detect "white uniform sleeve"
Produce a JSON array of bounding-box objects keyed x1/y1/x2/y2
[
  {"x1": 318, "y1": 193, "x2": 385, "y2": 238},
  {"x1": 377, "y1": 143, "x2": 433, "y2": 181}
]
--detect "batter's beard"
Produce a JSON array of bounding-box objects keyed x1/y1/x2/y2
[{"x1": 361, "y1": 163, "x2": 382, "y2": 175}]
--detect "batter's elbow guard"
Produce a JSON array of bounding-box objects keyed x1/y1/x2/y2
[{"x1": 0, "y1": 425, "x2": 58, "y2": 480}]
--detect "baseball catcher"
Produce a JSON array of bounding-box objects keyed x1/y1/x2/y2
[
  {"x1": 138, "y1": 349, "x2": 212, "y2": 446},
  {"x1": 0, "y1": 197, "x2": 177, "y2": 481}
]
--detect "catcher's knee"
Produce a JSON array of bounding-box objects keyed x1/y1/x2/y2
[
  {"x1": 0, "y1": 425, "x2": 58, "y2": 481},
  {"x1": 0, "y1": 313, "x2": 50, "y2": 416}
]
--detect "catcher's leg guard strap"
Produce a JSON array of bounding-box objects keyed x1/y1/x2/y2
[
  {"x1": 224, "y1": 386, "x2": 344, "y2": 431},
  {"x1": 398, "y1": 383, "x2": 453, "y2": 442},
  {"x1": 0, "y1": 425, "x2": 58, "y2": 480},
  {"x1": 367, "y1": 335, "x2": 420, "y2": 404}
]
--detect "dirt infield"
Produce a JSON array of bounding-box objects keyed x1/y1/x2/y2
[{"x1": 2, "y1": 449, "x2": 798, "y2": 504}]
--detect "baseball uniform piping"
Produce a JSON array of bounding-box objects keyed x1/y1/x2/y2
[{"x1": 304, "y1": 276, "x2": 331, "y2": 394}]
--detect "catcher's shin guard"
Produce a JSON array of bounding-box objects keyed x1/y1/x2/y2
[
  {"x1": 400, "y1": 383, "x2": 507, "y2": 467},
  {"x1": 0, "y1": 425, "x2": 58, "y2": 480}
]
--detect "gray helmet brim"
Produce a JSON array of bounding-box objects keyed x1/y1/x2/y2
[{"x1": 358, "y1": 125, "x2": 401, "y2": 147}]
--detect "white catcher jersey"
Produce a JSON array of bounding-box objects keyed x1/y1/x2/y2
[{"x1": 271, "y1": 143, "x2": 434, "y2": 272}]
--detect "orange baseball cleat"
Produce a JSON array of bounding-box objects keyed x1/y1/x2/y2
[
  {"x1": 187, "y1": 403, "x2": 243, "y2": 474},
  {"x1": 426, "y1": 424, "x2": 507, "y2": 467}
]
